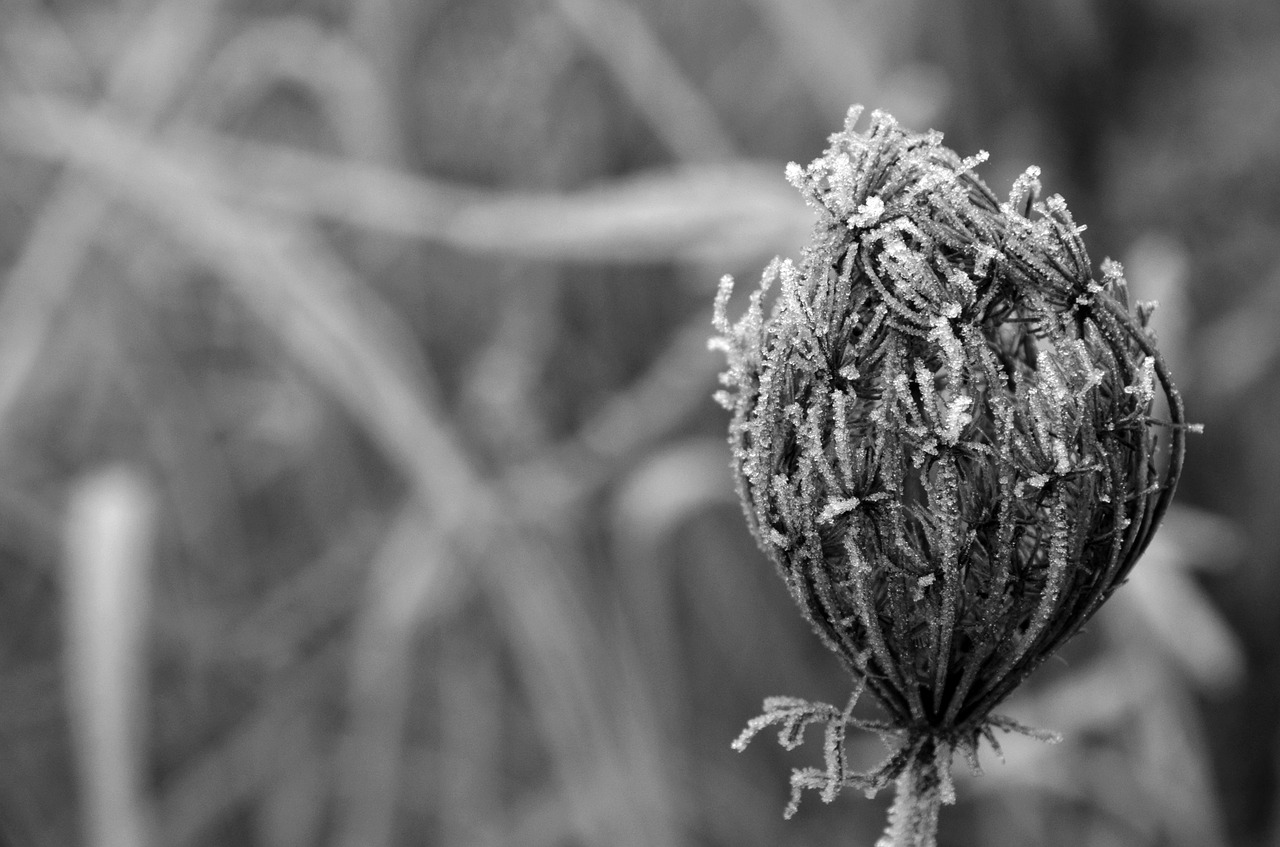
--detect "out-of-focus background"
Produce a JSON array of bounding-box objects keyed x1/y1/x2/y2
[{"x1": 0, "y1": 1, "x2": 1277, "y2": 845}]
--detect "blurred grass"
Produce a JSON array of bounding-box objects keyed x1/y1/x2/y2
[{"x1": 0, "y1": 1, "x2": 1277, "y2": 846}]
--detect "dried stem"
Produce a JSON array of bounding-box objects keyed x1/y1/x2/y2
[{"x1": 876, "y1": 741, "x2": 944, "y2": 847}]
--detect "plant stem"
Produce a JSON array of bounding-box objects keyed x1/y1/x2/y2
[{"x1": 875, "y1": 739, "x2": 943, "y2": 847}]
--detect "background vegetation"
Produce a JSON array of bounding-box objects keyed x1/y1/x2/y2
[{"x1": 0, "y1": 1, "x2": 1277, "y2": 845}]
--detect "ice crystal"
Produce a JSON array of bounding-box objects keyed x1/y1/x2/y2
[{"x1": 715, "y1": 106, "x2": 1188, "y2": 845}]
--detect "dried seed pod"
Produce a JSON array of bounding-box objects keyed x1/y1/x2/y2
[{"x1": 716, "y1": 107, "x2": 1187, "y2": 844}]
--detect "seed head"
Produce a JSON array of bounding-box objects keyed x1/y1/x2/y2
[{"x1": 715, "y1": 107, "x2": 1187, "y2": 827}]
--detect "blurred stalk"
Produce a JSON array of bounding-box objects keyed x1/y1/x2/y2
[
  {"x1": 172, "y1": 13, "x2": 406, "y2": 274},
  {"x1": 742, "y1": 0, "x2": 941, "y2": 125},
  {"x1": 4, "y1": 95, "x2": 808, "y2": 265},
  {"x1": 438, "y1": 622, "x2": 504, "y2": 847},
  {"x1": 345, "y1": 0, "x2": 421, "y2": 89},
  {"x1": 198, "y1": 131, "x2": 803, "y2": 263},
  {"x1": 62, "y1": 466, "x2": 158, "y2": 847},
  {"x1": 1, "y1": 96, "x2": 484, "y2": 524},
  {"x1": 178, "y1": 15, "x2": 403, "y2": 164},
  {"x1": 742, "y1": 0, "x2": 880, "y2": 117},
  {"x1": 0, "y1": 0, "x2": 219, "y2": 441},
  {"x1": 155, "y1": 644, "x2": 343, "y2": 846},
  {"x1": 551, "y1": 0, "x2": 736, "y2": 160},
  {"x1": 0, "y1": 183, "x2": 106, "y2": 437},
  {"x1": 334, "y1": 503, "x2": 461, "y2": 847}
]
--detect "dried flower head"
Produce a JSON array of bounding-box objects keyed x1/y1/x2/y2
[{"x1": 713, "y1": 107, "x2": 1187, "y2": 844}]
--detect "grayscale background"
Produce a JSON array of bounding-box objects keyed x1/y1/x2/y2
[{"x1": 0, "y1": 1, "x2": 1274, "y2": 845}]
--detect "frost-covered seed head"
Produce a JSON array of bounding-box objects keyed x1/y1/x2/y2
[{"x1": 715, "y1": 107, "x2": 1186, "y2": 763}]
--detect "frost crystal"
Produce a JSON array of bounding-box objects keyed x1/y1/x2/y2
[
  {"x1": 851, "y1": 195, "x2": 886, "y2": 228},
  {"x1": 715, "y1": 106, "x2": 1189, "y2": 842}
]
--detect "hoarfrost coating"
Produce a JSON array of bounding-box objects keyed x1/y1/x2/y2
[{"x1": 715, "y1": 106, "x2": 1187, "y2": 836}]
